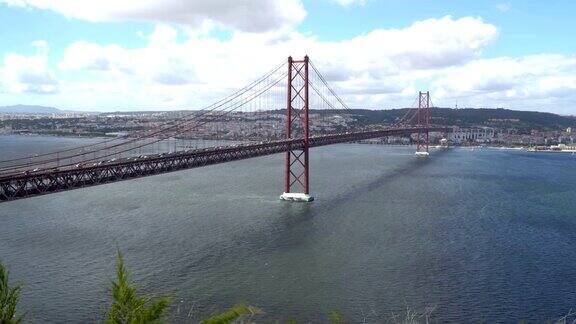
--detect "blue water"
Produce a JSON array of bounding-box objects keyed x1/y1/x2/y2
[{"x1": 1, "y1": 136, "x2": 575, "y2": 323}]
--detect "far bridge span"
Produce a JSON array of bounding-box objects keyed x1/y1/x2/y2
[{"x1": 0, "y1": 56, "x2": 446, "y2": 203}]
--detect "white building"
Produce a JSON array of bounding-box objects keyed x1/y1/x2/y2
[{"x1": 450, "y1": 127, "x2": 495, "y2": 144}]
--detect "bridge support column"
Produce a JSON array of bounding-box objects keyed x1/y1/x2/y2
[
  {"x1": 415, "y1": 91, "x2": 430, "y2": 157},
  {"x1": 280, "y1": 56, "x2": 314, "y2": 202}
]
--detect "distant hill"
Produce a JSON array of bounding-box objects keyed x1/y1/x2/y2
[
  {"x1": 337, "y1": 107, "x2": 576, "y2": 131},
  {"x1": 431, "y1": 107, "x2": 575, "y2": 130},
  {"x1": 0, "y1": 105, "x2": 61, "y2": 114},
  {"x1": 2, "y1": 104, "x2": 574, "y2": 131}
]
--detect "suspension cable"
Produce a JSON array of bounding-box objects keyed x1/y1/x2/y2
[
  {"x1": 0, "y1": 60, "x2": 286, "y2": 167},
  {"x1": 0, "y1": 61, "x2": 286, "y2": 171},
  {"x1": 0, "y1": 70, "x2": 288, "y2": 176}
]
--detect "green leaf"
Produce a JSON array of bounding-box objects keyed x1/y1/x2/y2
[
  {"x1": 0, "y1": 262, "x2": 23, "y2": 324},
  {"x1": 106, "y1": 250, "x2": 170, "y2": 324},
  {"x1": 202, "y1": 303, "x2": 262, "y2": 324}
]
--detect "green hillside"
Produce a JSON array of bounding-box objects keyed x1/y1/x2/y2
[{"x1": 326, "y1": 108, "x2": 576, "y2": 131}]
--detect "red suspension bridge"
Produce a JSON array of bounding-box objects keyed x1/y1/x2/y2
[{"x1": 0, "y1": 56, "x2": 449, "y2": 203}]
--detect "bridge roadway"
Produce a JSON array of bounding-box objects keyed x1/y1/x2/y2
[{"x1": 0, "y1": 126, "x2": 448, "y2": 202}]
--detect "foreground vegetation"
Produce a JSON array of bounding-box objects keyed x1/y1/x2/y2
[
  {"x1": 0, "y1": 263, "x2": 23, "y2": 324},
  {"x1": 1, "y1": 251, "x2": 444, "y2": 323},
  {"x1": 106, "y1": 252, "x2": 170, "y2": 323},
  {"x1": 5, "y1": 251, "x2": 570, "y2": 323}
]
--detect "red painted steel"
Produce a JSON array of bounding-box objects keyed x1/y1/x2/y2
[
  {"x1": 0, "y1": 55, "x2": 445, "y2": 203},
  {"x1": 284, "y1": 56, "x2": 293, "y2": 193},
  {"x1": 417, "y1": 91, "x2": 430, "y2": 152},
  {"x1": 284, "y1": 56, "x2": 311, "y2": 195},
  {"x1": 303, "y1": 56, "x2": 310, "y2": 195},
  {"x1": 0, "y1": 126, "x2": 449, "y2": 203}
]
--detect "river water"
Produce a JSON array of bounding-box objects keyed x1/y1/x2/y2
[{"x1": 1, "y1": 135, "x2": 575, "y2": 323}]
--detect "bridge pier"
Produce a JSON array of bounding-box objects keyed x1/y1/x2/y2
[
  {"x1": 280, "y1": 192, "x2": 314, "y2": 202},
  {"x1": 280, "y1": 55, "x2": 314, "y2": 202},
  {"x1": 415, "y1": 91, "x2": 430, "y2": 157}
]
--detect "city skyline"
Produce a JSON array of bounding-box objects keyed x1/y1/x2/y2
[{"x1": 0, "y1": 0, "x2": 575, "y2": 114}]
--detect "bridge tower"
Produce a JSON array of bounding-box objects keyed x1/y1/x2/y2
[
  {"x1": 415, "y1": 91, "x2": 431, "y2": 157},
  {"x1": 280, "y1": 56, "x2": 314, "y2": 202}
]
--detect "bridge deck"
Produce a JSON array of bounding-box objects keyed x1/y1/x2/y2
[{"x1": 0, "y1": 127, "x2": 448, "y2": 202}]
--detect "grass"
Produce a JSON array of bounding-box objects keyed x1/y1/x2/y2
[{"x1": 202, "y1": 303, "x2": 262, "y2": 324}]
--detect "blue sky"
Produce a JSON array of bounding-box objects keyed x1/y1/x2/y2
[
  {"x1": 301, "y1": 1, "x2": 576, "y2": 57},
  {"x1": 0, "y1": 0, "x2": 575, "y2": 114}
]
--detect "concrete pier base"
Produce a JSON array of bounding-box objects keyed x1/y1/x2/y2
[
  {"x1": 415, "y1": 151, "x2": 430, "y2": 158},
  {"x1": 280, "y1": 192, "x2": 314, "y2": 202}
]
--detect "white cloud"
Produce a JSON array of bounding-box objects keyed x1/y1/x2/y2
[
  {"x1": 1, "y1": 0, "x2": 306, "y2": 32},
  {"x1": 2, "y1": 12, "x2": 574, "y2": 114},
  {"x1": 0, "y1": 41, "x2": 58, "y2": 94},
  {"x1": 60, "y1": 41, "x2": 123, "y2": 72},
  {"x1": 50, "y1": 16, "x2": 499, "y2": 109},
  {"x1": 337, "y1": 16, "x2": 497, "y2": 70},
  {"x1": 432, "y1": 55, "x2": 576, "y2": 113}
]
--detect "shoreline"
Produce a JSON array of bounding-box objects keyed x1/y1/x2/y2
[{"x1": 528, "y1": 149, "x2": 576, "y2": 154}]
